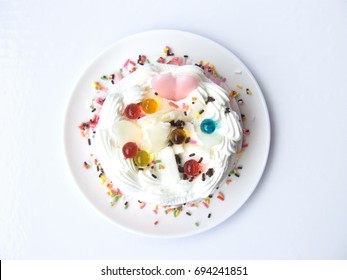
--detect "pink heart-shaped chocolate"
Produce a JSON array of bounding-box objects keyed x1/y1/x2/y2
[{"x1": 151, "y1": 74, "x2": 198, "y2": 101}]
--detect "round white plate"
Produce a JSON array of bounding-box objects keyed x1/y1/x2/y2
[{"x1": 64, "y1": 30, "x2": 270, "y2": 238}]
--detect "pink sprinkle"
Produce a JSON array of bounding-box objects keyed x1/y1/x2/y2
[
  {"x1": 214, "y1": 78, "x2": 221, "y2": 85},
  {"x1": 139, "y1": 202, "x2": 146, "y2": 209},
  {"x1": 202, "y1": 202, "x2": 209, "y2": 208},
  {"x1": 168, "y1": 102, "x2": 179, "y2": 109},
  {"x1": 190, "y1": 140, "x2": 197, "y2": 144},
  {"x1": 157, "y1": 57, "x2": 165, "y2": 63},
  {"x1": 89, "y1": 114, "x2": 99, "y2": 127},
  {"x1": 139, "y1": 55, "x2": 147, "y2": 64},
  {"x1": 123, "y1": 58, "x2": 130, "y2": 68},
  {"x1": 129, "y1": 60, "x2": 136, "y2": 66},
  {"x1": 182, "y1": 102, "x2": 186, "y2": 109},
  {"x1": 154, "y1": 221, "x2": 159, "y2": 225},
  {"x1": 243, "y1": 128, "x2": 250, "y2": 136},
  {"x1": 94, "y1": 97, "x2": 104, "y2": 106}
]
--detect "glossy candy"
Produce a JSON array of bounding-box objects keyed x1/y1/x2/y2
[
  {"x1": 170, "y1": 128, "x2": 187, "y2": 145},
  {"x1": 124, "y1": 103, "x2": 142, "y2": 119},
  {"x1": 134, "y1": 150, "x2": 151, "y2": 166},
  {"x1": 183, "y1": 159, "x2": 201, "y2": 176},
  {"x1": 122, "y1": 142, "x2": 138, "y2": 159},
  {"x1": 200, "y1": 119, "x2": 216, "y2": 134},
  {"x1": 141, "y1": 98, "x2": 158, "y2": 114}
]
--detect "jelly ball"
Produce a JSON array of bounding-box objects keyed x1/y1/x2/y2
[
  {"x1": 170, "y1": 128, "x2": 187, "y2": 145},
  {"x1": 134, "y1": 150, "x2": 151, "y2": 166},
  {"x1": 124, "y1": 103, "x2": 142, "y2": 119},
  {"x1": 122, "y1": 142, "x2": 138, "y2": 159},
  {"x1": 183, "y1": 159, "x2": 201, "y2": 176},
  {"x1": 141, "y1": 98, "x2": 158, "y2": 114},
  {"x1": 200, "y1": 119, "x2": 216, "y2": 134}
]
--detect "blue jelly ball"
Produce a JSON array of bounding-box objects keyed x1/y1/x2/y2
[{"x1": 200, "y1": 119, "x2": 216, "y2": 134}]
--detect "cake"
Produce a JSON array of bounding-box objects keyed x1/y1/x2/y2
[{"x1": 93, "y1": 60, "x2": 243, "y2": 207}]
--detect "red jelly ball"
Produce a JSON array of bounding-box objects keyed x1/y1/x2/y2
[
  {"x1": 124, "y1": 103, "x2": 141, "y2": 119},
  {"x1": 122, "y1": 142, "x2": 138, "y2": 159},
  {"x1": 183, "y1": 159, "x2": 201, "y2": 176}
]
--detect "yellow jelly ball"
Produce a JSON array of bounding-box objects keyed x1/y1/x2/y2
[
  {"x1": 141, "y1": 98, "x2": 158, "y2": 114},
  {"x1": 134, "y1": 150, "x2": 151, "y2": 166}
]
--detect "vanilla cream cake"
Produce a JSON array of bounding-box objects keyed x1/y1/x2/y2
[{"x1": 94, "y1": 63, "x2": 243, "y2": 206}]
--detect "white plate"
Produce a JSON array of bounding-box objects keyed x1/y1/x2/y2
[{"x1": 64, "y1": 30, "x2": 270, "y2": 238}]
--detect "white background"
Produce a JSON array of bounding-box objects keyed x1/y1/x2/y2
[{"x1": 1, "y1": 0, "x2": 347, "y2": 259}]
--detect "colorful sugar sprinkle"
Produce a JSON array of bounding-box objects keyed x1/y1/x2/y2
[
  {"x1": 243, "y1": 128, "x2": 250, "y2": 136},
  {"x1": 92, "y1": 81, "x2": 103, "y2": 90},
  {"x1": 168, "y1": 101, "x2": 179, "y2": 109},
  {"x1": 164, "y1": 46, "x2": 174, "y2": 56},
  {"x1": 173, "y1": 207, "x2": 183, "y2": 217},
  {"x1": 138, "y1": 201, "x2": 146, "y2": 209},
  {"x1": 157, "y1": 57, "x2": 165, "y2": 63},
  {"x1": 229, "y1": 90, "x2": 239, "y2": 98},
  {"x1": 98, "y1": 174, "x2": 107, "y2": 185},
  {"x1": 217, "y1": 192, "x2": 225, "y2": 201}
]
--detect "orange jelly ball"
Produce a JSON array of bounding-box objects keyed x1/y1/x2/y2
[{"x1": 141, "y1": 98, "x2": 158, "y2": 114}]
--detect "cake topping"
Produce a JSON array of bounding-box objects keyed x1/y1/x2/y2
[
  {"x1": 151, "y1": 74, "x2": 199, "y2": 101},
  {"x1": 141, "y1": 98, "x2": 158, "y2": 114},
  {"x1": 200, "y1": 119, "x2": 217, "y2": 134},
  {"x1": 169, "y1": 128, "x2": 187, "y2": 144},
  {"x1": 134, "y1": 150, "x2": 151, "y2": 167},
  {"x1": 164, "y1": 46, "x2": 174, "y2": 56},
  {"x1": 206, "y1": 168, "x2": 215, "y2": 177},
  {"x1": 122, "y1": 142, "x2": 138, "y2": 159},
  {"x1": 124, "y1": 103, "x2": 142, "y2": 119},
  {"x1": 137, "y1": 55, "x2": 147, "y2": 65},
  {"x1": 183, "y1": 159, "x2": 201, "y2": 177}
]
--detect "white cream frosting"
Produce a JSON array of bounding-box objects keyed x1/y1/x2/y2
[{"x1": 95, "y1": 64, "x2": 242, "y2": 205}]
